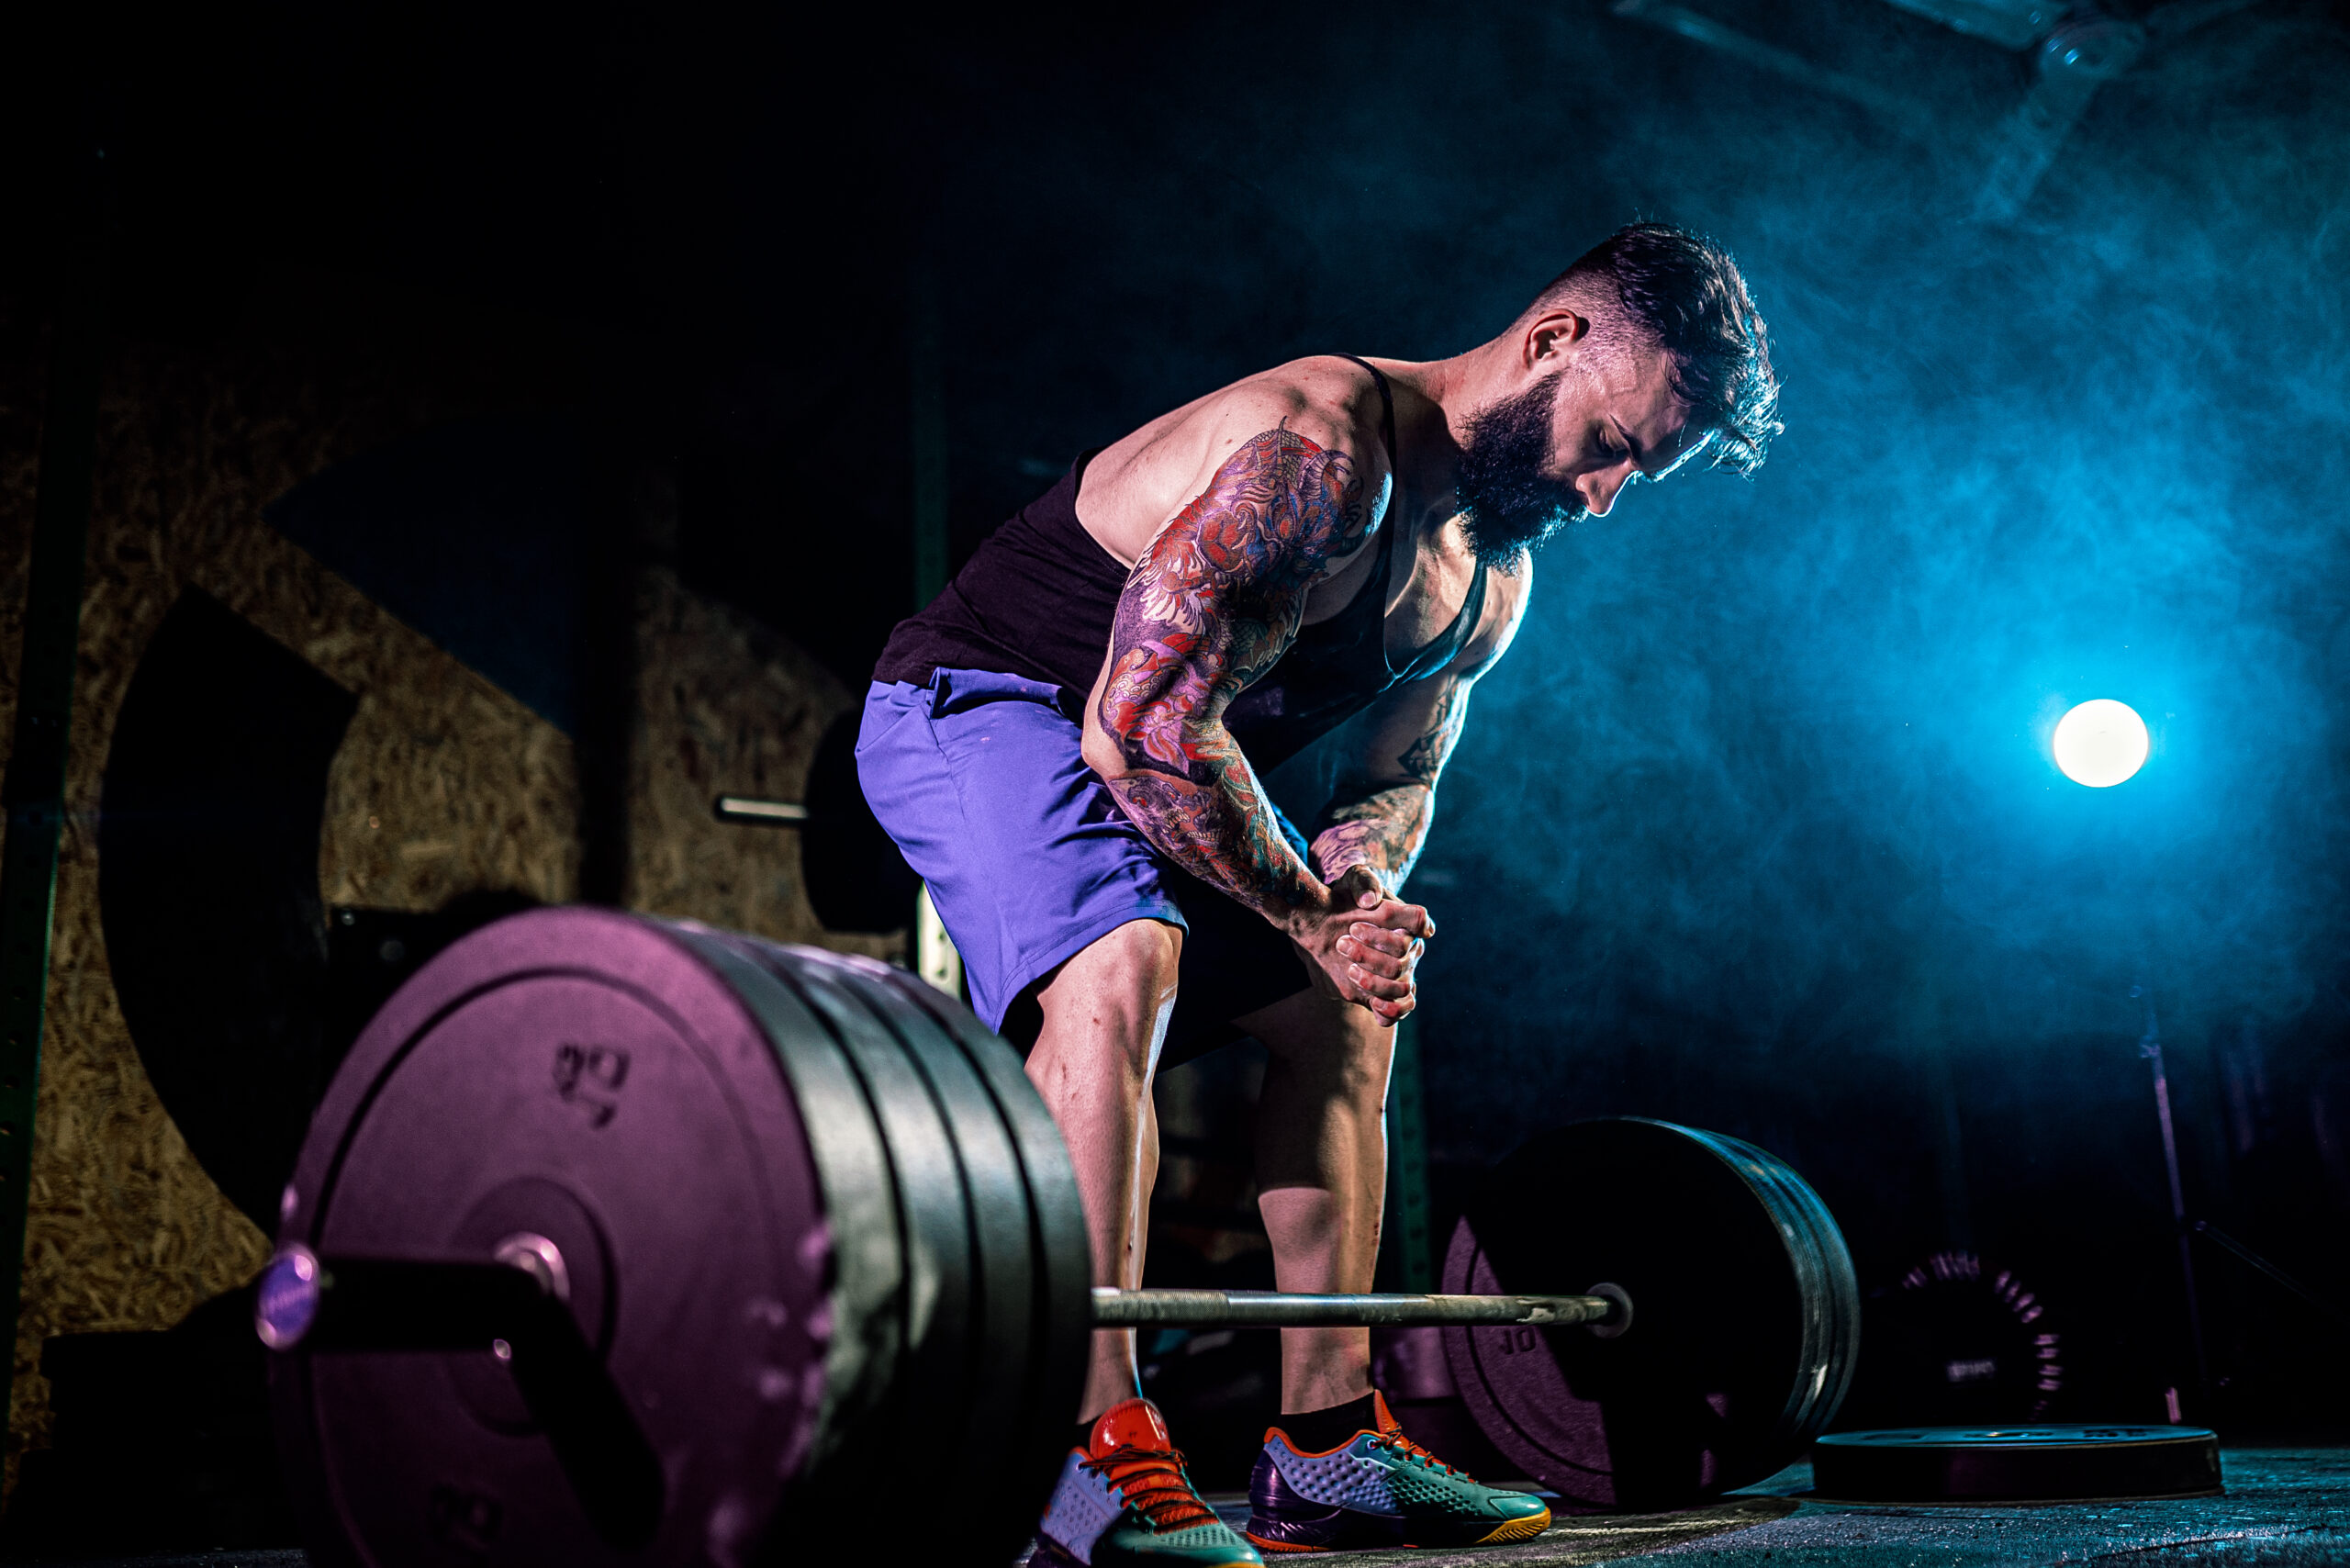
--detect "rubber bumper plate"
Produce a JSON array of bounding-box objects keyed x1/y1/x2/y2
[
  {"x1": 1441, "y1": 1118, "x2": 1860, "y2": 1511},
  {"x1": 270, "y1": 908, "x2": 1088, "y2": 1567},
  {"x1": 1812, "y1": 1426, "x2": 2223, "y2": 1503}
]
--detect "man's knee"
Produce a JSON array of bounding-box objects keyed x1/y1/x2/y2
[
  {"x1": 1080, "y1": 917, "x2": 1183, "y2": 994},
  {"x1": 1027, "y1": 919, "x2": 1182, "y2": 1067}
]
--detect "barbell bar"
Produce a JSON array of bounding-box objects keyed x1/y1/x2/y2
[
  {"x1": 1090, "y1": 1284, "x2": 1629, "y2": 1329},
  {"x1": 711, "y1": 792, "x2": 809, "y2": 824},
  {"x1": 260, "y1": 908, "x2": 1857, "y2": 1567},
  {"x1": 257, "y1": 1259, "x2": 1628, "y2": 1348},
  {"x1": 249, "y1": 1249, "x2": 1628, "y2": 1529}
]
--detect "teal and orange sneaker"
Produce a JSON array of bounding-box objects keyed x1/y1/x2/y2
[
  {"x1": 1029, "y1": 1397, "x2": 1261, "y2": 1567},
  {"x1": 1244, "y1": 1391, "x2": 1552, "y2": 1552}
]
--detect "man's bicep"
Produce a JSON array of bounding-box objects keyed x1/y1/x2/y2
[{"x1": 1098, "y1": 424, "x2": 1371, "y2": 779}]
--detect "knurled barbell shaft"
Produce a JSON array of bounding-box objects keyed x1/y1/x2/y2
[{"x1": 1091, "y1": 1288, "x2": 1618, "y2": 1328}]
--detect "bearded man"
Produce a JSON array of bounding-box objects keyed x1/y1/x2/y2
[{"x1": 858, "y1": 222, "x2": 1779, "y2": 1565}]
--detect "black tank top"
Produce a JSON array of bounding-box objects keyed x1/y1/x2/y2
[{"x1": 873, "y1": 356, "x2": 1488, "y2": 775}]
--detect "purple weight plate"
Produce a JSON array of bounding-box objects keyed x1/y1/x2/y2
[{"x1": 274, "y1": 908, "x2": 854, "y2": 1568}]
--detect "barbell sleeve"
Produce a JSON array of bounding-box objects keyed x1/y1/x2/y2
[
  {"x1": 256, "y1": 1247, "x2": 666, "y2": 1548},
  {"x1": 1090, "y1": 1287, "x2": 1622, "y2": 1328},
  {"x1": 256, "y1": 1246, "x2": 553, "y2": 1352}
]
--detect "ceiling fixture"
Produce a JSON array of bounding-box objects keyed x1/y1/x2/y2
[{"x1": 1611, "y1": 0, "x2": 2269, "y2": 221}]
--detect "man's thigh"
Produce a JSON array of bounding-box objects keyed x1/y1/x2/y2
[
  {"x1": 1000, "y1": 866, "x2": 1312, "y2": 1061},
  {"x1": 1236, "y1": 986, "x2": 1394, "y2": 1090},
  {"x1": 856, "y1": 667, "x2": 1184, "y2": 1032},
  {"x1": 856, "y1": 666, "x2": 1322, "y2": 1060}
]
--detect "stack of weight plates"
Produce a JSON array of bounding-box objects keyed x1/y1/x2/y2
[
  {"x1": 1441, "y1": 1118, "x2": 1862, "y2": 1511},
  {"x1": 271, "y1": 908, "x2": 1091, "y2": 1567},
  {"x1": 1812, "y1": 1426, "x2": 2224, "y2": 1503}
]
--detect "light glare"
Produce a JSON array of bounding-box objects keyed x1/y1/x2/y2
[{"x1": 2053, "y1": 699, "x2": 2149, "y2": 788}]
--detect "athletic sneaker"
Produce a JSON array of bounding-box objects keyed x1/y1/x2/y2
[
  {"x1": 1244, "y1": 1390, "x2": 1552, "y2": 1552},
  {"x1": 1029, "y1": 1397, "x2": 1262, "y2": 1567}
]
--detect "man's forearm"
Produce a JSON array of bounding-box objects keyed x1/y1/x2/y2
[
  {"x1": 1310, "y1": 784, "x2": 1433, "y2": 889},
  {"x1": 1091, "y1": 422, "x2": 1370, "y2": 932},
  {"x1": 1103, "y1": 726, "x2": 1328, "y2": 930}
]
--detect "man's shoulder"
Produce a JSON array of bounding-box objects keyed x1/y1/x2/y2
[
  {"x1": 1082, "y1": 355, "x2": 1396, "y2": 565},
  {"x1": 1200, "y1": 355, "x2": 1393, "y2": 465}
]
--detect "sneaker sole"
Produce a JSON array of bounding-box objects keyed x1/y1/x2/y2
[
  {"x1": 1245, "y1": 1506, "x2": 1553, "y2": 1553},
  {"x1": 1473, "y1": 1508, "x2": 1555, "y2": 1544}
]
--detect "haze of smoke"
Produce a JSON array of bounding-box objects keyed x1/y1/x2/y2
[{"x1": 934, "y1": 0, "x2": 2349, "y2": 1135}]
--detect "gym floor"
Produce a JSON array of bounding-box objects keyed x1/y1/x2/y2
[
  {"x1": 14, "y1": 1449, "x2": 2342, "y2": 1567},
  {"x1": 1230, "y1": 1449, "x2": 2350, "y2": 1568}
]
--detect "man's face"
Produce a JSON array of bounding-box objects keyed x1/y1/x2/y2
[{"x1": 1455, "y1": 338, "x2": 1707, "y2": 569}]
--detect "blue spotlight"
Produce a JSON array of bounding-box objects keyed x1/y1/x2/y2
[{"x1": 2053, "y1": 699, "x2": 2149, "y2": 788}]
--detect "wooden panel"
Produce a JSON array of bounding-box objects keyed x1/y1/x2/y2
[
  {"x1": 0, "y1": 292, "x2": 903, "y2": 1491},
  {"x1": 0, "y1": 300, "x2": 585, "y2": 1485},
  {"x1": 628, "y1": 563, "x2": 901, "y2": 960}
]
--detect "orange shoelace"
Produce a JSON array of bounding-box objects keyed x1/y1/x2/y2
[
  {"x1": 1080, "y1": 1443, "x2": 1217, "y2": 1531},
  {"x1": 1370, "y1": 1429, "x2": 1471, "y2": 1479}
]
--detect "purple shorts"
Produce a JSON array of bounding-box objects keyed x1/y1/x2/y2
[{"x1": 856, "y1": 667, "x2": 1313, "y2": 1064}]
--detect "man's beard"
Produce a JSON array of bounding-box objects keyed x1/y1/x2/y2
[{"x1": 1454, "y1": 373, "x2": 1584, "y2": 571}]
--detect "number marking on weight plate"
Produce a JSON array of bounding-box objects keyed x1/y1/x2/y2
[{"x1": 553, "y1": 1043, "x2": 632, "y2": 1127}]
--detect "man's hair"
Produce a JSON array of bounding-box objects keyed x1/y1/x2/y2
[{"x1": 1529, "y1": 222, "x2": 1781, "y2": 476}]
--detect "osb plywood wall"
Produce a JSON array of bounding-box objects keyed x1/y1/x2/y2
[
  {"x1": 628, "y1": 563, "x2": 894, "y2": 958},
  {"x1": 0, "y1": 289, "x2": 896, "y2": 1483}
]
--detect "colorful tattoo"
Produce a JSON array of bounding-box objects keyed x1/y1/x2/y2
[{"x1": 1097, "y1": 426, "x2": 1368, "y2": 923}]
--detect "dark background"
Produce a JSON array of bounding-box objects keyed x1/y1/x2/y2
[{"x1": 8, "y1": 0, "x2": 2350, "y2": 1442}]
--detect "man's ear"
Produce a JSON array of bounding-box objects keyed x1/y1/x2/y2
[{"x1": 1523, "y1": 308, "x2": 1593, "y2": 370}]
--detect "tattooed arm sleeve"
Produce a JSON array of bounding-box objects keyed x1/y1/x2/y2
[
  {"x1": 1090, "y1": 425, "x2": 1371, "y2": 929},
  {"x1": 1308, "y1": 671, "x2": 1472, "y2": 890}
]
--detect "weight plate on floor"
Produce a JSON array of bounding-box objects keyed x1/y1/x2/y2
[
  {"x1": 703, "y1": 935, "x2": 978, "y2": 1442},
  {"x1": 709, "y1": 935, "x2": 1042, "y2": 1562},
  {"x1": 1707, "y1": 1127, "x2": 1862, "y2": 1441},
  {"x1": 822, "y1": 958, "x2": 1049, "y2": 1483},
  {"x1": 1812, "y1": 1426, "x2": 2223, "y2": 1503},
  {"x1": 1440, "y1": 1118, "x2": 1860, "y2": 1511},
  {"x1": 880, "y1": 958, "x2": 1093, "y2": 1524},
  {"x1": 274, "y1": 909, "x2": 885, "y2": 1566},
  {"x1": 1838, "y1": 1252, "x2": 2064, "y2": 1428}
]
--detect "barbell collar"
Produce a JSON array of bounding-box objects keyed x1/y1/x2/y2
[{"x1": 1089, "y1": 1288, "x2": 1622, "y2": 1329}]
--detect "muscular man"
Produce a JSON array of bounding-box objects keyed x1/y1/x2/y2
[{"x1": 860, "y1": 223, "x2": 1777, "y2": 1565}]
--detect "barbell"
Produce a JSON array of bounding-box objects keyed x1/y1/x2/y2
[
  {"x1": 256, "y1": 909, "x2": 1857, "y2": 1566},
  {"x1": 1089, "y1": 1286, "x2": 1626, "y2": 1328}
]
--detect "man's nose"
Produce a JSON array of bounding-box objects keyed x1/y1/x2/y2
[{"x1": 1581, "y1": 465, "x2": 1629, "y2": 518}]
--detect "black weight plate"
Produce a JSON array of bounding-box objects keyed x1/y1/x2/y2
[
  {"x1": 712, "y1": 937, "x2": 1032, "y2": 1557},
  {"x1": 1441, "y1": 1118, "x2": 1859, "y2": 1511},
  {"x1": 815, "y1": 951, "x2": 1047, "y2": 1562},
  {"x1": 274, "y1": 909, "x2": 867, "y2": 1568},
  {"x1": 1706, "y1": 1129, "x2": 1862, "y2": 1441},
  {"x1": 700, "y1": 935, "x2": 977, "y2": 1467},
  {"x1": 1840, "y1": 1253, "x2": 2065, "y2": 1427},
  {"x1": 885, "y1": 967, "x2": 1092, "y2": 1524},
  {"x1": 653, "y1": 929, "x2": 908, "y2": 1503},
  {"x1": 1812, "y1": 1426, "x2": 2223, "y2": 1503}
]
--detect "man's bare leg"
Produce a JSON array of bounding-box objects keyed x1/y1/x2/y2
[
  {"x1": 1022, "y1": 918, "x2": 1183, "y2": 1423},
  {"x1": 1237, "y1": 988, "x2": 1395, "y2": 1414}
]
